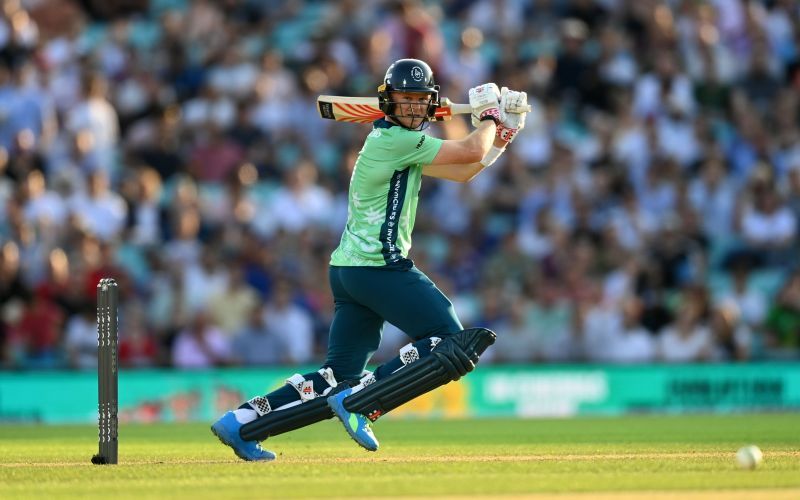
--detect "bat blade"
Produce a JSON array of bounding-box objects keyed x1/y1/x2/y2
[
  {"x1": 317, "y1": 95, "x2": 469, "y2": 124},
  {"x1": 317, "y1": 97, "x2": 385, "y2": 123}
]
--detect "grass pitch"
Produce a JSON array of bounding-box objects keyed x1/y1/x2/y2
[{"x1": 1, "y1": 414, "x2": 798, "y2": 499}]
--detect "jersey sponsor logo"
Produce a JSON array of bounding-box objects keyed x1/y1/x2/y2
[
  {"x1": 415, "y1": 135, "x2": 425, "y2": 149},
  {"x1": 411, "y1": 66, "x2": 424, "y2": 81},
  {"x1": 380, "y1": 168, "x2": 409, "y2": 263}
]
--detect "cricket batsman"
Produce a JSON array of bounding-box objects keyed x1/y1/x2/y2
[{"x1": 211, "y1": 58, "x2": 529, "y2": 460}]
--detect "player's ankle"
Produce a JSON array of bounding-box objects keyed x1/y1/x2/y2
[{"x1": 233, "y1": 408, "x2": 257, "y2": 424}]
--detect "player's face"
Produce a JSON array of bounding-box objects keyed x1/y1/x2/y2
[{"x1": 390, "y1": 91, "x2": 432, "y2": 128}]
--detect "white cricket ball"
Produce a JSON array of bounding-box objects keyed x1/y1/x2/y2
[{"x1": 736, "y1": 445, "x2": 763, "y2": 470}]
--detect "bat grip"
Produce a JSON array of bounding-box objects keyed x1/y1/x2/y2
[{"x1": 447, "y1": 101, "x2": 532, "y2": 116}]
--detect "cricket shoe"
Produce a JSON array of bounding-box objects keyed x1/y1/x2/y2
[
  {"x1": 327, "y1": 387, "x2": 379, "y2": 451},
  {"x1": 210, "y1": 411, "x2": 276, "y2": 462}
]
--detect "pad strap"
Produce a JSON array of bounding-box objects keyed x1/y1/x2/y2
[
  {"x1": 287, "y1": 374, "x2": 316, "y2": 402},
  {"x1": 248, "y1": 396, "x2": 272, "y2": 416},
  {"x1": 286, "y1": 367, "x2": 338, "y2": 402},
  {"x1": 399, "y1": 343, "x2": 420, "y2": 365}
]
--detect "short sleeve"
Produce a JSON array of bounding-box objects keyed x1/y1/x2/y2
[{"x1": 389, "y1": 129, "x2": 443, "y2": 168}]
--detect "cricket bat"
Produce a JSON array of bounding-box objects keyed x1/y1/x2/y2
[{"x1": 317, "y1": 95, "x2": 530, "y2": 124}]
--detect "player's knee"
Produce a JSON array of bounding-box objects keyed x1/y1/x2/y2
[
  {"x1": 422, "y1": 318, "x2": 463, "y2": 340},
  {"x1": 323, "y1": 363, "x2": 362, "y2": 384}
]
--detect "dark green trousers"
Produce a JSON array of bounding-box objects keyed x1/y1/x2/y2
[{"x1": 324, "y1": 264, "x2": 462, "y2": 380}]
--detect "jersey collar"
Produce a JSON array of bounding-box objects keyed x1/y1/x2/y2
[{"x1": 374, "y1": 118, "x2": 396, "y2": 129}]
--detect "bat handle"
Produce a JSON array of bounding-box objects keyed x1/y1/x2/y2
[
  {"x1": 449, "y1": 103, "x2": 473, "y2": 116},
  {"x1": 443, "y1": 99, "x2": 532, "y2": 116}
]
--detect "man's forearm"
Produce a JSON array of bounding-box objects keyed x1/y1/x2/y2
[
  {"x1": 466, "y1": 120, "x2": 497, "y2": 158},
  {"x1": 423, "y1": 136, "x2": 508, "y2": 182}
]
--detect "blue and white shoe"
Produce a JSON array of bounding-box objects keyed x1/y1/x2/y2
[
  {"x1": 211, "y1": 411, "x2": 276, "y2": 462},
  {"x1": 327, "y1": 388, "x2": 379, "y2": 452}
]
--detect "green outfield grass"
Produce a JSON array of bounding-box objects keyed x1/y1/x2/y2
[{"x1": 1, "y1": 414, "x2": 799, "y2": 499}]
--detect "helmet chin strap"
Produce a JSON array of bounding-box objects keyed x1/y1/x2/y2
[
  {"x1": 387, "y1": 114, "x2": 429, "y2": 131},
  {"x1": 386, "y1": 105, "x2": 433, "y2": 131}
]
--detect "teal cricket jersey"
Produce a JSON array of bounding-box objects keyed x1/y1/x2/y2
[{"x1": 330, "y1": 119, "x2": 443, "y2": 266}]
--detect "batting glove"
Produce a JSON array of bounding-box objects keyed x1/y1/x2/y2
[
  {"x1": 497, "y1": 87, "x2": 528, "y2": 143},
  {"x1": 468, "y1": 83, "x2": 501, "y2": 127}
]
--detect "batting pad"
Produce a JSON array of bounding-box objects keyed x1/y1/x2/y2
[
  {"x1": 343, "y1": 327, "x2": 496, "y2": 421},
  {"x1": 239, "y1": 383, "x2": 351, "y2": 441}
]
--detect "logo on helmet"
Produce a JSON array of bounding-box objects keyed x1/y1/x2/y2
[{"x1": 411, "y1": 66, "x2": 424, "y2": 81}]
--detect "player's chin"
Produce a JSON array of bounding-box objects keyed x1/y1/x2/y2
[{"x1": 401, "y1": 115, "x2": 427, "y2": 130}]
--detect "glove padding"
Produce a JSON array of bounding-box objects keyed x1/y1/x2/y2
[
  {"x1": 497, "y1": 87, "x2": 528, "y2": 143},
  {"x1": 468, "y1": 83, "x2": 501, "y2": 127},
  {"x1": 500, "y1": 86, "x2": 528, "y2": 114}
]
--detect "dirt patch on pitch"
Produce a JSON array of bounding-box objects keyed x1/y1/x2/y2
[{"x1": 282, "y1": 450, "x2": 800, "y2": 464}]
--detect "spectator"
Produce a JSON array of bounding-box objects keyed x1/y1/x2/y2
[
  {"x1": 172, "y1": 310, "x2": 232, "y2": 369},
  {"x1": 763, "y1": 270, "x2": 800, "y2": 357},
  {"x1": 489, "y1": 296, "x2": 538, "y2": 363},
  {"x1": 715, "y1": 258, "x2": 768, "y2": 331},
  {"x1": 657, "y1": 288, "x2": 714, "y2": 362},
  {"x1": 253, "y1": 159, "x2": 334, "y2": 238},
  {"x1": 737, "y1": 180, "x2": 797, "y2": 267},
  {"x1": 17, "y1": 293, "x2": 64, "y2": 369},
  {"x1": 473, "y1": 286, "x2": 509, "y2": 363},
  {"x1": 68, "y1": 170, "x2": 128, "y2": 241},
  {"x1": 124, "y1": 166, "x2": 164, "y2": 247},
  {"x1": 64, "y1": 73, "x2": 119, "y2": 173},
  {"x1": 63, "y1": 303, "x2": 96, "y2": 369},
  {"x1": 118, "y1": 303, "x2": 159, "y2": 368},
  {"x1": 207, "y1": 262, "x2": 260, "y2": 337},
  {"x1": 0, "y1": 241, "x2": 29, "y2": 307},
  {"x1": 688, "y1": 158, "x2": 738, "y2": 240},
  {"x1": 231, "y1": 304, "x2": 288, "y2": 366},
  {"x1": 187, "y1": 123, "x2": 244, "y2": 182},
  {"x1": 182, "y1": 247, "x2": 229, "y2": 314},
  {"x1": 21, "y1": 168, "x2": 68, "y2": 233},
  {"x1": 584, "y1": 296, "x2": 656, "y2": 364},
  {"x1": 263, "y1": 280, "x2": 314, "y2": 364},
  {"x1": 710, "y1": 304, "x2": 753, "y2": 362},
  {"x1": 146, "y1": 261, "x2": 188, "y2": 355},
  {"x1": 549, "y1": 18, "x2": 598, "y2": 110},
  {"x1": 527, "y1": 281, "x2": 575, "y2": 362}
]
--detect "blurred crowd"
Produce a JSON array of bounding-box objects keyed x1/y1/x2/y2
[{"x1": 1, "y1": 0, "x2": 800, "y2": 371}]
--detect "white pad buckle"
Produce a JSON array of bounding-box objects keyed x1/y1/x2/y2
[
  {"x1": 359, "y1": 370, "x2": 376, "y2": 387},
  {"x1": 286, "y1": 374, "x2": 316, "y2": 402},
  {"x1": 399, "y1": 343, "x2": 420, "y2": 365},
  {"x1": 318, "y1": 367, "x2": 337, "y2": 390},
  {"x1": 248, "y1": 396, "x2": 272, "y2": 416}
]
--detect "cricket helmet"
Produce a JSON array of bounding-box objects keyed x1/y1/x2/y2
[{"x1": 378, "y1": 58, "x2": 440, "y2": 128}]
